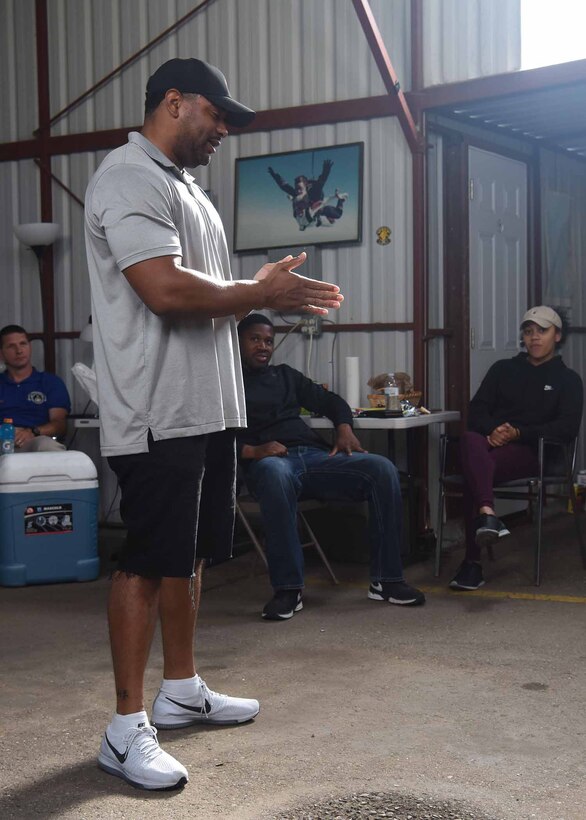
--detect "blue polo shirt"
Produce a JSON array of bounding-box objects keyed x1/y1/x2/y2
[{"x1": 0, "y1": 369, "x2": 71, "y2": 428}]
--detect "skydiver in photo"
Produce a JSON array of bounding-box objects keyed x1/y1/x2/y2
[{"x1": 267, "y1": 159, "x2": 348, "y2": 231}]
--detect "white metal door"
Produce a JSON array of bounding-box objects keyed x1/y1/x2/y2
[{"x1": 468, "y1": 147, "x2": 528, "y2": 396}]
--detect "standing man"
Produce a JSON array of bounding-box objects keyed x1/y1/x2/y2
[
  {"x1": 84, "y1": 57, "x2": 342, "y2": 791},
  {"x1": 0, "y1": 324, "x2": 70, "y2": 451}
]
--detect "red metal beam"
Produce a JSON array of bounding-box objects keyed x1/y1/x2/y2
[
  {"x1": 351, "y1": 0, "x2": 423, "y2": 154},
  {"x1": 0, "y1": 96, "x2": 400, "y2": 162},
  {"x1": 231, "y1": 95, "x2": 401, "y2": 135},
  {"x1": 274, "y1": 322, "x2": 415, "y2": 334},
  {"x1": 35, "y1": 0, "x2": 56, "y2": 374},
  {"x1": 412, "y1": 150, "x2": 425, "y2": 401},
  {"x1": 34, "y1": 159, "x2": 85, "y2": 209},
  {"x1": 407, "y1": 58, "x2": 586, "y2": 115},
  {"x1": 410, "y1": 0, "x2": 424, "y2": 93},
  {"x1": 46, "y1": 0, "x2": 218, "y2": 131}
]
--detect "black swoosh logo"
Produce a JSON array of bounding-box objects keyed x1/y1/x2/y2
[
  {"x1": 105, "y1": 733, "x2": 129, "y2": 764},
  {"x1": 165, "y1": 695, "x2": 211, "y2": 714}
]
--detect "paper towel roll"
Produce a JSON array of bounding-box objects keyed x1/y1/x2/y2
[{"x1": 345, "y1": 356, "x2": 360, "y2": 409}]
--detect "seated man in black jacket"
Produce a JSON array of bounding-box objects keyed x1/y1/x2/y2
[
  {"x1": 450, "y1": 305, "x2": 583, "y2": 591},
  {"x1": 237, "y1": 313, "x2": 425, "y2": 620}
]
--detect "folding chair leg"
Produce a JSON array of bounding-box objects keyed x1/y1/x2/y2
[
  {"x1": 575, "y1": 512, "x2": 586, "y2": 570},
  {"x1": 534, "y1": 483, "x2": 544, "y2": 586},
  {"x1": 298, "y1": 511, "x2": 339, "y2": 585},
  {"x1": 235, "y1": 503, "x2": 268, "y2": 568},
  {"x1": 568, "y1": 483, "x2": 586, "y2": 570},
  {"x1": 434, "y1": 486, "x2": 445, "y2": 577}
]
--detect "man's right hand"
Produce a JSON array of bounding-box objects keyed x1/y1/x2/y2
[
  {"x1": 242, "y1": 441, "x2": 288, "y2": 460},
  {"x1": 254, "y1": 252, "x2": 343, "y2": 316}
]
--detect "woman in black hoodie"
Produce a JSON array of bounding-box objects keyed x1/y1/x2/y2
[{"x1": 450, "y1": 305, "x2": 583, "y2": 591}]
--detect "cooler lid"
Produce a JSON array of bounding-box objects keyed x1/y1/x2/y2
[{"x1": 0, "y1": 451, "x2": 98, "y2": 484}]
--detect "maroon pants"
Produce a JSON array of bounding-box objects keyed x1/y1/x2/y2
[{"x1": 460, "y1": 431, "x2": 539, "y2": 561}]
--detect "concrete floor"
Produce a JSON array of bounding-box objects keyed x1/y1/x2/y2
[{"x1": 1, "y1": 506, "x2": 585, "y2": 820}]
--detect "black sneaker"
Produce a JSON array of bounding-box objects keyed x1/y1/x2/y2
[
  {"x1": 262, "y1": 589, "x2": 303, "y2": 620},
  {"x1": 368, "y1": 581, "x2": 426, "y2": 606},
  {"x1": 474, "y1": 513, "x2": 510, "y2": 550},
  {"x1": 449, "y1": 561, "x2": 485, "y2": 591}
]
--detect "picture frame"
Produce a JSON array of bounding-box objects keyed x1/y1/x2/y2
[{"x1": 233, "y1": 142, "x2": 363, "y2": 253}]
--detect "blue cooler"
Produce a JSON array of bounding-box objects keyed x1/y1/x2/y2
[{"x1": 0, "y1": 451, "x2": 100, "y2": 586}]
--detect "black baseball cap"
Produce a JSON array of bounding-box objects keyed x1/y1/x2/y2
[{"x1": 146, "y1": 57, "x2": 255, "y2": 127}]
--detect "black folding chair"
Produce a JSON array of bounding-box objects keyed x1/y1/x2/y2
[
  {"x1": 435, "y1": 434, "x2": 586, "y2": 585},
  {"x1": 235, "y1": 496, "x2": 339, "y2": 584}
]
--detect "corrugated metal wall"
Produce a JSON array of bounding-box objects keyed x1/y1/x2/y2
[
  {"x1": 540, "y1": 148, "x2": 586, "y2": 470},
  {"x1": 0, "y1": 0, "x2": 525, "y2": 518},
  {"x1": 5, "y1": 0, "x2": 411, "y2": 142},
  {"x1": 1, "y1": 0, "x2": 520, "y2": 403},
  {"x1": 1, "y1": 0, "x2": 415, "y2": 407},
  {"x1": 422, "y1": 0, "x2": 521, "y2": 87}
]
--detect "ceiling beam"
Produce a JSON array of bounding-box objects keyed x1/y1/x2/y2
[
  {"x1": 0, "y1": 95, "x2": 401, "y2": 162},
  {"x1": 351, "y1": 0, "x2": 424, "y2": 154},
  {"x1": 407, "y1": 58, "x2": 586, "y2": 115}
]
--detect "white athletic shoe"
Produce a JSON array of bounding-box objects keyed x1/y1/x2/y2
[
  {"x1": 151, "y1": 674, "x2": 260, "y2": 729},
  {"x1": 98, "y1": 724, "x2": 188, "y2": 790}
]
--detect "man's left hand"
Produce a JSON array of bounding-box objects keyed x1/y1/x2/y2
[{"x1": 329, "y1": 423, "x2": 367, "y2": 456}]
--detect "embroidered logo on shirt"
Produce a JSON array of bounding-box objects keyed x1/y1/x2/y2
[
  {"x1": 543, "y1": 385, "x2": 554, "y2": 391},
  {"x1": 28, "y1": 391, "x2": 47, "y2": 404}
]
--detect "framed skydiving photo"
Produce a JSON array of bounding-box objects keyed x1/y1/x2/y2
[{"x1": 233, "y1": 142, "x2": 364, "y2": 253}]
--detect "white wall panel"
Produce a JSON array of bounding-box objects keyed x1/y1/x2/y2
[
  {"x1": 539, "y1": 148, "x2": 586, "y2": 472},
  {"x1": 2, "y1": 0, "x2": 486, "y2": 417},
  {"x1": 205, "y1": 114, "x2": 414, "y2": 395},
  {"x1": 269, "y1": 327, "x2": 413, "y2": 406},
  {"x1": 1, "y1": 113, "x2": 414, "y2": 409},
  {"x1": 1, "y1": 161, "x2": 44, "y2": 337},
  {"x1": 423, "y1": 0, "x2": 521, "y2": 87},
  {"x1": 2, "y1": 0, "x2": 411, "y2": 141},
  {"x1": 0, "y1": 0, "x2": 37, "y2": 142},
  {"x1": 1, "y1": 0, "x2": 521, "y2": 149},
  {"x1": 227, "y1": 116, "x2": 412, "y2": 323}
]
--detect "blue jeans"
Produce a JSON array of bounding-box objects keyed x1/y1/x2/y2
[{"x1": 243, "y1": 446, "x2": 404, "y2": 590}]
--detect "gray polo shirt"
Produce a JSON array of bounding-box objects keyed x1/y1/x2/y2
[{"x1": 84, "y1": 131, "x2": 246, "y2": 456}]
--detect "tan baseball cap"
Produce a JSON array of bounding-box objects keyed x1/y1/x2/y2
[{"x1": 520, "y1": 306, "x2": 562, "y2": 329}]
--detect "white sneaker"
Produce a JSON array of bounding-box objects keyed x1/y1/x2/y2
[
  {"x1": 98, "y1": 724, "x2": 188, "y2": 790},
  {"x1": 151, "y1": 674, "x2": 260, "y2": 729}
]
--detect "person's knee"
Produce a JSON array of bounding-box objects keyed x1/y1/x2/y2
[
  {"x1": 18, "y1": 436, "x2": 65, "y2": 453},
  {"x1": 361, "y1": 453, "x2": 399, "y2": 483},
  {"x1": 247, "y1": 457, "x2": 296, "y2": 495},
  {"x1": 345, "y1": 453, "x2": 401, "y2": 494},
  {"x1": 461, "y1": 430, "x2": 484, "y2": 449},
  {"x1": 38, "y1": 437, "x2": 66, "y2": 452}
]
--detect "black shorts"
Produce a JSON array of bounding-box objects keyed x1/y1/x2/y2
[{"x1": 107, "y1": 430, "x2": 236, "y2": 578}]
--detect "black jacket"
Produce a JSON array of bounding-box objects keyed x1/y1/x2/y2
[
  {"x1": 238, "y1": 363, "x2": 353, "y2": 456},
  {"x1": 468, "y1": 353, "x2": 583, "y2": 442}
]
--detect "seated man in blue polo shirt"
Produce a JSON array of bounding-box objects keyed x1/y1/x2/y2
[
  {"x1": 237, "y1": 313, "x2": 425, "y2": 621},
  {"x1": 0, "y1": 324, "x2": 71, "y2": 452}
]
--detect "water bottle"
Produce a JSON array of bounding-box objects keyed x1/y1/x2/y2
[
  {"x1": 383, "y1": 374, "x2": 401, "y2": 413},
  {"x1": 1, "y1": 418, "x2": 15, "y2": 454}
]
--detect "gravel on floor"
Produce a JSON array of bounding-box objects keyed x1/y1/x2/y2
[{"x1": 272, "y1": 791, "x2": 500, "y2": 820}]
